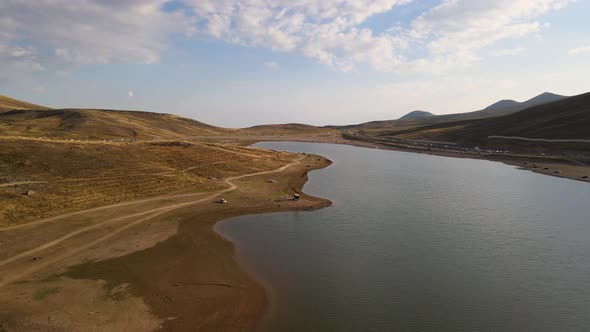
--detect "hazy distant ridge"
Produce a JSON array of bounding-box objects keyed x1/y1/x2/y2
[
  {"x1": 399, "y1": 110, "x2": 435, "y2": 120},
  {"x1": 482, "y1": 92, "x2": 566, "y2": 114}
]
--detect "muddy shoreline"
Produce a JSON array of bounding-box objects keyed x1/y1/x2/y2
[{"x1": 62, "y1": 154, "x2": 333, "y2": 331}]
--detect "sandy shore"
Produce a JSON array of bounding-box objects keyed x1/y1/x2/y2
[
  {"x1": 66, "y1": 155, "x2": 332, "y2": 331},
  {"x1": 0, "y1": 156, "x2": 331, "y2": 331},
  {"x1": 0, "y1": 153, "x2": 332, "y2": 331}
]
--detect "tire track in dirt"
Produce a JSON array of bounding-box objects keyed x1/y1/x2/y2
[
  {"x1": 0, "y1": 156, "x2": 303, "y2": 287},
  {"x1": 0, "y1": 160, "x2": 234, "y2": 189}
]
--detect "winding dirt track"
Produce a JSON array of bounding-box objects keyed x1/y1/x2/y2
[
  {"x1": 0, "y1": 181, "x2": 47, "y2": 188},
  {"x1": 0, "y1": 156, "x2": 303, "y2": 288},
  {"x1": 0, "y1": 160, "x2": 234, "y2": 189},
  {"x1": 0, "y1": 161, "x2": 242, "y2": 233}
]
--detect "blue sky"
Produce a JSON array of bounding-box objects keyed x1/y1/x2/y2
[{"x1": 1, "y1": 0, "x2": 589, "y2": 127}]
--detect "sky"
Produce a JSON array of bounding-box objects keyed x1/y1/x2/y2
[{"x1": 1, "y1": 0, "x2": 589, "y2": 128}]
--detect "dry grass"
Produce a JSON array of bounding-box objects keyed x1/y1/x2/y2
[
  {"x1": 0, "y1": 95, "x2": 338, "y2": 226},
  {"x1": 0, "y1": 94, "x2": 49, "y2": 111},
  {"x1": 240, "y1": 123, "x2": 334, "y2": 136},
  {"x1": 0, "y1": 137, "x2": 294, "y2": 225},
  {"x1": 0, "y1": 108, "x2": 230, "y2": 139},
  {"x1": 0, "y1": 153, "x2": 331, "y2": 332},
  {"x1": 0, "y1": 107, "x2": 340, "y2": 141},
  {"x1": 0, "y1": 94, "x2": 341, "y2": 144}
]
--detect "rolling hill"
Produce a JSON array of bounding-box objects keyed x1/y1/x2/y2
[
  {"x1": 241, "y1": 123, "x2": 337, "y2": 136},
  {"x1": 380, "y1": 92, "x2": 590, "y2": 146},
  {"x1": 0, "y1": 108, "x2": 228, "y2": 139},
  {"x1": 334, "y1": 92, "x2": 568, "y2": 132},
  {"x1": 0, "y1": 94, "x2": 337, "y2": 140},
  {"x1": 1, "y1": 91, "x2": 584, "y2": 147},
  {"x1": 0, "y1": 94, "x2": 49, "y2": 111},
  {"x1": 481, "y1": 92, "x2": 566, "y2": 115},
  {"x1": 441, "y1": 92, "x2": 589, "y2": 144}
]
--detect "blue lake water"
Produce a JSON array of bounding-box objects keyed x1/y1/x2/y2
[{"x1": 216, "y1": 142, "x2": 590, "y2": 332}]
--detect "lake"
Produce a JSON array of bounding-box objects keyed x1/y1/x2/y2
[{"x1": 215, "y1": 142, "x2": 590, "y2": 332}]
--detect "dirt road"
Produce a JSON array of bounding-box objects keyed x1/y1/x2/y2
[{"x1": 0, "y1": 156, "x2": 303, "y2": 288}]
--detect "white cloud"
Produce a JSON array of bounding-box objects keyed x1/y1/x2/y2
[
  {"x1": 568, "y1": 45, "x2": 590, "y2": 56},
  {"x1": 185, "y1": 0, "x2": 412, "y2": 71},
  {"x1": 184, "y1": 0, "x2": 572, "y2": 73},
  {"x1": 0, "y1": 0, "x2": 193, "y2": 81},
  {"x1": 491, "y1": 48, "x2": 527, "y2": 57},
  {"x1": 264, "y1": 61, "x2": 280, "y2": 70},
  {"x1": 0, "y1": 0, "x2": 575, "y2": 81},
  {"x1": 0, "y1": 44, "x2": 44, "y2": 81},
  {"x1": 406, "y1": 0, "x2": 572, "y2": 72},
  {"x1": 128, "y1": 90, "x2": 135, "y2": 98}
]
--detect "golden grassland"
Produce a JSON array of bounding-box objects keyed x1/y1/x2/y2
[
  {"x1": 0, "y1": 137, "x2": 295, "y2": 226},
  {"x1": 0, "y1": 108, "x2": 228, "y2": 139},
  {"x1": 0, "y1": 112, "x2": 345, "y2": 141},
  {"x1": 0, "y1": 95, "x2": 49, "y2": 111},
  {"x1": 0, "y1": 139, "x2": 331, "y2": 331}
]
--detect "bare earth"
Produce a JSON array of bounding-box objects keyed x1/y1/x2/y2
[{"x1": 0, "y1": 152, "x2": 331, "y2": 331}]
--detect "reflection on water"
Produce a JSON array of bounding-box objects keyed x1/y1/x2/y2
[{"x1": 216, "y1": 142, "x2": 590, "y2": 332}]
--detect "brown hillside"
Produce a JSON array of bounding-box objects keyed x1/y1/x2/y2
[
  {"x1": 0, "y1": 94, "x2": 49, "y2": 111},
  {"x1": 0, "y1": 108, "x2": 229, "y2": 139},
  {"x1": 392, "y1": 92, "x2": 590, "y2": 145},
  {"x1": 333, "y1": 92, "x2": 568, "y2": 133},
  {"x1": 447, "y1": 92, "x2": 590, "y2": 143},
  {"x1": 0, "y1": 94, "x2": 340, "y2": 140},
  {"x1": 241, "y1": 123, "x2": 335, "y2": 136},
  {"x1": 0, "y1": 137, "x2": 293, "y2": 225}
]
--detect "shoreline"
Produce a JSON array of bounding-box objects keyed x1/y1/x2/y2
[
  {"x1": 213, "y1": 157, "x2": 333, "y2": 332},
  {"x1": 62, "y1": 153, "x2": 333, "y2": 331},
  {"x1": 211, "y1": 140, "x2": 589, "y2": 331},
  {"x1": 342, "y1": 138, "x2": 590, "y2": 183},
  {"x1": 61, "y1": 140, "x2": 588, "y2": 330},
  {"x1": 229, "y1": 136, "x2": 590, "y2": 183},
  {"x1": 0, "y1": 148, "x2": 333, "y2": 331},
  {"x1": 213, "y1": 214, "x2": 281, "y2": 332}
]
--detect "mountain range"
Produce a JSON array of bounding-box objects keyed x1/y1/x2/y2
[
  {"x1": 340, "y1": 92, "x2": 569, "y2": 132},
  {"x1": 481, "y1": 92, "x2": 566, "y2": 115},
  {"x1": 0, "y1": 91, "x2": 587, "y2": 147}
]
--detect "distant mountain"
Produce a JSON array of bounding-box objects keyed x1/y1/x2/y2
[
  {"x1": 399, "y1": 110, "x2": 435, "y2": 120},
  {"x1": 382, "y1": 92, "x2": 590, "y2": 145},
  {"x1": 521, "y1": 92, "x2": 566, "y2": 108},
  {"x1": 483, "y1": 99, "x2": 520, "y2": 112},
  {"x1": 330, "y1": 92, "x2": 569, "y2": 132},
  {"x1": 482, "y1": 92, "x2": 566, "y2": 114},
  {"x1": 448, "y1": 92, "x2": 589, "y2": 143}
]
